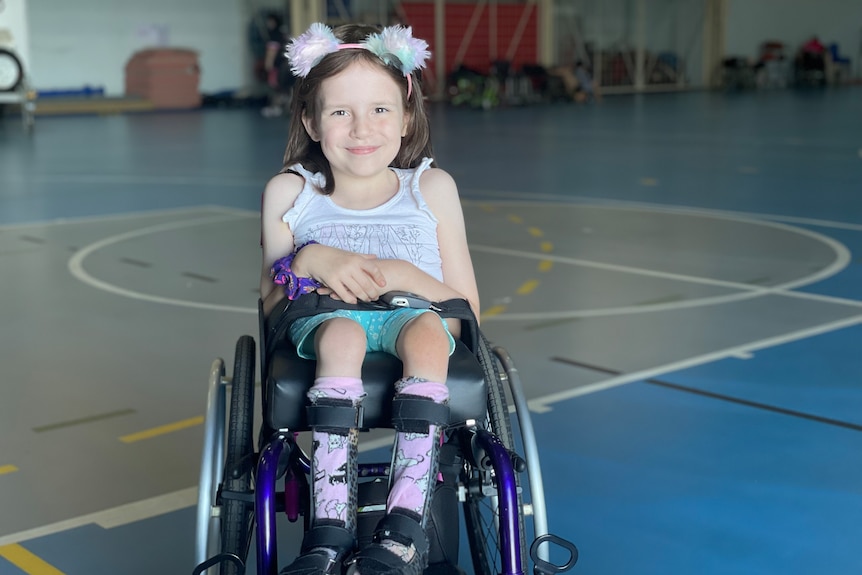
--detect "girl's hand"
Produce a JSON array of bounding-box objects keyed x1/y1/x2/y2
[{"x1": 294, "y1": 245, "x2": 387, "y2": 304}]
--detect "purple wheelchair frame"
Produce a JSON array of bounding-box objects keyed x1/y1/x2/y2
[{"x1": 254, "y1": 427, "x2": 524, "y2": 575}]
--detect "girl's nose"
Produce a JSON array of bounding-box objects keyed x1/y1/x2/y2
[{"x1": 351, "y1": 115, "x2": 371, "y2": 138}]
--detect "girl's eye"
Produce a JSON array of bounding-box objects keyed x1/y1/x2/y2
[
  {"x1": 374, "y1": 107, "x2": 388, "y2": 114},
  {"x1": 331, "y1": 110, "x2": 347, "y2": 117}
]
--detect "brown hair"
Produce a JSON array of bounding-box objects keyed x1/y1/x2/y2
[{"x1": 281, "y1": 23, "x2": 434, "y2": 194}]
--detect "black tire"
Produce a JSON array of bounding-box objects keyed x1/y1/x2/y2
[
  {"x1": 220, "y1": 335, "x2": 256, "y2": 575},
  {"x1": 462, "y1": 333, "x2": 527, "y2": 575},
  {"x1": 0, "y1": 49, "x2": 24, "y2": 92}
]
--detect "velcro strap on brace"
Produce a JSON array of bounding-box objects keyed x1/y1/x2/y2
[
  {"x1": 391, "y1": 395, "x2": 449, "y2": 434},
  {"x1": 373, "y1": 509, "x2": 429, "y2": 557},
  {"x1": 307, "y1": 398, "x2": 364, "y2": 432},
  {"x1": 301, "y1": 523, "x2": 355, "y2": 554}
]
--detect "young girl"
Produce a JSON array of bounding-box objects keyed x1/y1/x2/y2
[{"x1": 259, "y1": 22, "x2": 480, "y2": 575}]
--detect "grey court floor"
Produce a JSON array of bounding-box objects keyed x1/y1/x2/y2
[{"x1": 0, "y1": 87, "x2": 861, "y2": 575}]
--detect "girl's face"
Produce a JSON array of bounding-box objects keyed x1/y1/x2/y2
[{"x1": 303, "y1": 60, "x2": 408, "y2": 186}]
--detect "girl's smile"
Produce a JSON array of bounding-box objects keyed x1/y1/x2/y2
[{"x1": 346, "y1": 146, "x2": 379, "y2": 155}]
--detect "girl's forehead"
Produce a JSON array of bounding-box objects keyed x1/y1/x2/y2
[{"x1": 319, "y1": 60, "x2": 402, "y2": 102}]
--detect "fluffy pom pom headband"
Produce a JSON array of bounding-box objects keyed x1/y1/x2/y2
[{"x1": 285, "y1": 23, "x2": 431, "y2": 98}]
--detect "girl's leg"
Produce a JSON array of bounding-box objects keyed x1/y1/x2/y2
[
  {"x1": 355, "y1": 313, "x2": 452, "y2": 574},
  {"x1": 283, "y1": 318, "x2": 366, "y2": 575},
  {"x1": 389, "y1": 313, "x2": 452, "y2": 515},
  {"x1": 310, "y1": 318, "x2": 367, "y2": 531}
]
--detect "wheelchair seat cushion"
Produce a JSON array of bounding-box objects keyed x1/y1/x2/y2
[{"x1": 264, "y1": 341, "x2": 486, "y2": 431}]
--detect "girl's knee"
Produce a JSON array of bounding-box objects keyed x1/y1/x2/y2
[
  {"x1": 315, "y1": 318, "x2": 366, "y2": 359},
  {"x1": 398, "y1": 313, "x2": 450, "y2": 355}
]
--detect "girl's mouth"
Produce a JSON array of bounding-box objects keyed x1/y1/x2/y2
[{"x1": 347, "y1": 146, "x2": 378, "y2": 155}]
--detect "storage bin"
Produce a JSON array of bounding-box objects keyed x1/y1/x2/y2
[{"x1": 124, "y1": 48, "x2": 200, "y2": 109}]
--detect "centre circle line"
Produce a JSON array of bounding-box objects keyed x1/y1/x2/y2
[
  {"x1": 68, "y1": 204, "x2": 853, "y2": 320},
  {"x1": 67, "y1": 215, "x2": 258, "y2": 315}
]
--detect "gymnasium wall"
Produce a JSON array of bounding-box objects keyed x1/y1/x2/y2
[
  {"x1": 725, "y1": 0, "x2": 860, "y2": 62},
  {"x1": 19, "y1": 0, "x2": 862, "y2": 96},
  {"x1": 26, "y1": 0, "x2": 246, "y2": 95}
]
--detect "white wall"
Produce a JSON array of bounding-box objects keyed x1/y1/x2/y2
[
  {"x1": 0, "y1": 0, "x2": 31, "y2": 75},
  {"x1": 27, "y1": 0, "x2": 248, "y2": 95},
  {"x1": 725, "y1": 0, "x2": 861, "y2": 61}
]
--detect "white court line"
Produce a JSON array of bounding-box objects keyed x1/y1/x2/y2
[
  {"x1": 0, "y1": 204, "x2": 254, "y2": 231},
  {"x1": 0, "y1": 437, "x2": 392, "y2": 545},
  {"x1": 4, "y1": 174, "x2": 260, "y2": 187},
  {"x1": 473, "y1": 244, "x2": 862, "y2": 319},
  {"x1": 65, "y1": 202, "x2": 858, "y2": 318},
  {"x1": 528, "y1": 313, "x2": 862, "y2": 413},
  {"x1": 0, "y1": 488, "x2": 199, "y2": 546},
  {"x1": 463, "y1": 194, "x2": 862, "y2": 232},
  {"x1": 4, "y1": 314, "x2": 861, "y2": 544},
  {"x1": 67, "y1": 214, "x2": 259, "y2": 315},
  {"x1": 4, "y1": 198, "x2": 856, "y2": 542},
  {"x1": 472, "y1": 219, "x2": 861, "y2": 321}
]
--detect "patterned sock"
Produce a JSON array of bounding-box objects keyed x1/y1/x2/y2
[
  {"x1": 307, "y1": 376, "x2": 363, "y2": 531},
  {"x1": 387, "y1": 377, "x2": 448, "y2": 517}
]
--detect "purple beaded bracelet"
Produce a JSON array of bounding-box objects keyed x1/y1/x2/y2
[{"x1": 271, "y1": 241, "x2": 322, "y2": 300}]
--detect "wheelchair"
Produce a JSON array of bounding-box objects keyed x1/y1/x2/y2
[{"x1": 192, "y1": 294, "x2": 578, "y2": 575}]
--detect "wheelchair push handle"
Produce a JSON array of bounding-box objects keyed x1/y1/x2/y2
[{"x1": 530, "y1": 533, "x2": 579, "y2": 575}]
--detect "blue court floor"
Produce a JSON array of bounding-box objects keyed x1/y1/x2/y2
[{"x1": 0, "y1": 86, "x2": 860, "y2": 575}]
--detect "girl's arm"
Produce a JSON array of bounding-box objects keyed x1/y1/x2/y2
[
  {"x1": 292, "y1": 243, "x2": 388, "y2": 303},
  {"x1": 386, "y1": 168, "x2": 480, "y2": 319},
  {"x1": 260, "y1": 172, "x2": 303, "y2": 316},
  {"x1": 261, "y1": 172, "x2": 388, "y2": 312}
]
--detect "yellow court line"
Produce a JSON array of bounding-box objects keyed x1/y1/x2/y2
[
  {"x1": 0, "y1": 464, "x2": 19, "y2": 475},
  {"x1": 507, "y1": 214, "x2": 523, "y2": 224},
  {"x1": 527, "y1": 227, "x2": 544, "y2": 237},
  {"x1": 517, "y1": 279, "x2": 540, "y2": 295},
  {"x1": 119, "y1": 415, "x2": 204, "y2": 443},
  {"x1": 540, "y1": 241, "x2": 554, "y2": 252},
  {"x1": 480, "y1": 305, "x2": 507, "y2": 320},
  {"x1": 0, "y1": 544, "x2": 65, "y2": 575},
  {"x1": 538, "y1": 260, "x2": 554, "y2": 272}
]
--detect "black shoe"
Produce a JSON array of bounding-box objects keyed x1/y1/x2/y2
[
  {"x1": 280, "y1": 524, "x2": 355, "y2": 575},
  {"x1": 349, "y1": 510, "x2": 428, "y2": 575}
]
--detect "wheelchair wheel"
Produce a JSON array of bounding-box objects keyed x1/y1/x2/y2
[
  {"x1": 220, "y1": 335, "x2": 256, "y2": 575},
  {"x1": 463, "y1": 333, "x2": 528, "y2": 575},
  {"x1": 0, "y1": 49, "x2": 24, "y2": 92}
]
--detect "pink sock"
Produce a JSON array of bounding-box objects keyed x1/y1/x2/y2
[{"x1": 308, "y1": 376, "x2": 364, "y2": 405}]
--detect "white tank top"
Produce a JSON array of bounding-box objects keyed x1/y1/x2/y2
[{"x1": 283, "y1": 157, "x2": 443, "y2": 282}]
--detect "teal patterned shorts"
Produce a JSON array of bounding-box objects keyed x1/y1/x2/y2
[{"x1": 288, "y1": 308, "x2": 456, "y2": 360}]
